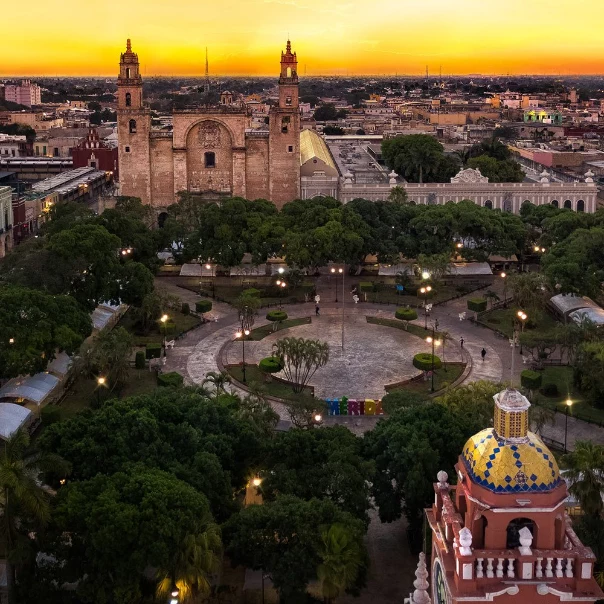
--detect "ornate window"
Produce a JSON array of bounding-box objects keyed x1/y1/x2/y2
[
  {"x1": 204, "y1": 152, "x2": 216, "y2": 168},
  {"x1": 129, "y1": 119, "x2": 136, "y2": 134},
  {"x1": 126, "y1": 67, "x2": 131, "y2": 79},
  {"x1": 484, "y1": 200, "x2": 493, "y2": 209}
]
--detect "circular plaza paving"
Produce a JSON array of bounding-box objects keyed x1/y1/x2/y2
[{"x1": 222, "y1": 313, "x2": 464, "y2": 400}]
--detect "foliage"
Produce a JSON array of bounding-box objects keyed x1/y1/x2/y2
[
  {"x1": 561, "y1": 442, "x2": 604, "y2": 518},
  {"x1": 381, "y1": 390, "x2": 427, "y2": 415},
  {"x1": 181, "y1": 302, "x2": 190, "y2": 315},
  {"x1": 394, "y1": 307, "x2": 418, "y2": 329},
  {"x1": 285, "y1": 396, "x2": 328, "y2": 429},
  {"x1": 519, "y1": 329, "x2": 559, "y2": 367},
  {"x1": 195, "y1": 299, "x2": 213, "y2": 314},
  {"x1": 260, "y1": 427, "x2": 374, "y2": 522},
  {"x1": 573, "y1": 341, "x2": 604, "y2": 408},
  {"x1": 266, "y1": 310, "x2": 288, "y2": 322},
  {"x1": 313, "y1": 104, "x2": 339, "y2": 121},
  {"x1": 272, "y1": 337, "x2": 330, "y2": 393},
  {"x1": 259, "y1": 356, "x2": 283, "y2": 374},
  {"x1": 157, "y1": 371, "x2": 184, "y2": 387},
  {"x1": 467, "y1": 298, "x2": 487, "y2": 313},
  {"x1": 413, "y1": 353, "x2": 442, "y2": 372},
  {"x1": 135, "y1": 350, "x2": 146, "y2": 369},
  {"x1": 466, "y1": 155, "x2": 524, "y2": 183},
  {"x1": 507, "y1": 272, "x2": 548, "y2": 315},
  {"x1": 87, "y1": 327, "x2": 134, "y2": 390},
  {"x1": 521, "y1": 370, "x2": 542, "y2": 391},
  {"x1": 201, "y1": 371, "x2": 232, "y2": 395},
  {"x1": 117, "y1": 262, "x2": 155, "y2": 307},
  {"x1": 146, "y1": 342, "x2": 162, "y2": 359},
  {"x1": 0, "y1": 285, "x2": 92, "y2": 379},
  {"x1": 323, "y1": 125, "x2": 345, "y2": 135},
  {"x1": 388, "y1": 185, "x2": 408, "y2": 203},
  {"x1": 223, "y1": 495, "x2": 366, "y2": 601}
]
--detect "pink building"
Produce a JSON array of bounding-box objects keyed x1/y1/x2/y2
[{"x1": 4, "y1": 81, "x2": 42, "y2": 108}]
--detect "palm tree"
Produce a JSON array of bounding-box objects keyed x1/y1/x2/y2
[
  {"x1": 0, "y1": 430, "x2": 61, "y2": 604},
  {"x1": 202, "y1": 371, "x2": 232, "y2": 396},
  {"x1": 317, "y1": 524, "x2": 362, "y2": 604},
  {"x1": 561, "y1": 441, "x2": 604, "y2": 518},
  {"x1": 156, "y1": 515, "x2": 222, "y2": 603},
  {"x1": 484, "y1": 289, "x2": 500, "y2": 310}
]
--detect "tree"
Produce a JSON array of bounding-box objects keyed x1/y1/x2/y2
[
  {"x1": 388, "y1": 185, "x2": 408, "y2": 204},
  {"x1": 87, "y1": 327, "x2": 134, "y2": 392},
  {"x1": 0, "y1": 286, "x2": 92, "y2": 379},
  {"x1": 118, "y1": 262, "x2": 155, "y2": 307},
  {"x1": 382, "y1": 134, "x2": 449, "y2": 183},
  {"x1": 518, "y1": 329, "x2": 559, "y2": 369},
  {"x1": 201, "y1": 371, "x2": 232, "y2": 395},
  {"x1": 272, "y1": 337, "x2": 330, "y2": 394},
  {"x1": 314, "y1": 104, "x2": 339, "y2": 121},
  {"x1": 574, "y1": 341, "x2": 604, "y2": 408},
  {"x1": 466, "y1": 155, "x2": 524, "y2": 183},
  {"x1": 484, "y1": 289, "x2": 500, "y2": 310},
  {"x1": 0, "y1": 430, "x2": 62, "y2": 604},
  {"x1": 317, "y1": 524, "x2": 363, "y2": 604},
  {"x1": 323, "y1": 126, "x2": 345, "y2": 135},
  {"x1": 561, "y1": 442, "x2": 604, "y2": 518},
  {"x1": 380, "y1": 390, "x2": 427, "y2": 415},
  {"x1": 223, "y1": 496, "x2": 366, "y2": 601},
  {"x1": 508, "y1": 272, "x2": 548, "y2": 316},
  {"x1": 285, "y1": 395, "x2": 328, "y2": 429}
]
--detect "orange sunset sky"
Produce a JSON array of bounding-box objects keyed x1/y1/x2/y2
[{"x1": 3, "y1": 0, "x2": 604, "y2": 76}]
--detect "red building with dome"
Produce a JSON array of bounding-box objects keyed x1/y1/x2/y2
[{"x1": 424, "y1": 388, "x2": 603, "y2": 604}]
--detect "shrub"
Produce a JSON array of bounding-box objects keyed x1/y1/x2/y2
[
  {"x1": 181, "y1": 302, "x2": 190, "y2": 315},
  {"x1": 359, "y1": 282, "x2": 374, "y2": 293},
  {"x1": 413, "y1": 353, "x2": 442, "y2": 372},
  {"x1": 157, "y1": 371, "x2": 184, "y2": 387},
  {"x1": 266, "y1": 310, "x2": 288, "y2": 322},
  {"x1": 539, "y1": 383, "x2": 559, "y2": 397},
  {"x1": 195, "y1": 299, "x2": 213, "y2": 314},
  {"x1": 242, "y1": 288, "x2": 262, "y2": 298},
  {"x1": 521, "y1": 370, "x2": 542, "y2": 391},
  {"x1": 135, "y1": 350, "x2": 146, "y2": 369},
  {"x1": 40, "y1": 405, "x2": 61, "y2": 425},
  {"x1": 146, "y1": 343, "x2": 162, "y2": 359},
  {"x1": 259, "y1": 356, "x2": 283, "y2": 374},
  {"x1": 467, "y1": 298, "x2": 487, "y2": 313},
  {"x1": 395, "y1": 307, "x2": 418, "y2": 325}
]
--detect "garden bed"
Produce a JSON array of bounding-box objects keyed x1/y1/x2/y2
[
  {"x1": 476, "y1": 307, "x2": 559, "y2": 339},
  {"x1": 385, "y1": 362, "x2": 466, "y2": 396},
  {"x1": 225, "y1": 363, "x2": 314, "y2": 400},
  {"x1": 247, "y1": 317, "x2": 312, "y2": 341},
  {"x1": 116, "y1": 308, "x2": 201, "y2": 346}
]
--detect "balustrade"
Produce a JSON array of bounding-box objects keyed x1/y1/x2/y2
[{"x1": 468, "y1": 553, "x2": 576, "y2": 581}]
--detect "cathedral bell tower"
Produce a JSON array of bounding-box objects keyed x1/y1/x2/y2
[
  {"x1": 116, "y1": 39, "x2": 151, "y2": 204},
  {"x1": 268, "y1": 39, "x2": 301, "y2": 207}
]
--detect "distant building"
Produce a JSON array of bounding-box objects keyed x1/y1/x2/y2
[
  {"x1": 72, "y1": 127, "x2": 119, "y2": 179},
  {"x1": 0, "y1": 134, "x2": 28, "y2": 158},
  {"x1": 523, "y1": 109, "x2": 563, "y2": 125},
  {"x1": 4, "y1": 80, "x2": 42, "y2": 108},
  {"x1": 0, "y1": 186, "x2": 14, "y2": 257}
]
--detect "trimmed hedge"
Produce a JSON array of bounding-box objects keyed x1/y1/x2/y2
[
  {"x1": 157, "y1": 371, "x2": 184, "y2": 387},
  {"x1": 259, "y1": 356, "x2": 283, "y2": 374},
  {"x1": 242, "y1": 288, "x2": 262, "y2": 298},
  {"x1": 195, "y1": 299, "x2": 213, "y2": 314},
  {"x1": 521, "y1": 370, "x2": 542, "y2": 391},
  {"x1": 135, "y1": 350, "x2": 146, "y2": 369},
  {"x1": 146, "y1": 343, "x2": 162, "y2": 359},
  {"x1": 359, "y1": 282, "x2": 374, "y2": 293},
  {"x1": 181, "y1": 302, "x2": 190, "y2": 315},
  {"x1": 467, "y1": 298, "x2": 488, "y2": 313},
  {"x1": 266, "y1": 310, "x2": 288, "y2": 322},
  {"x1": 395, "y1": 307, "x2": 418, "y2": 323},
  {"x1": 413, "y1": 353, "x2": 442, "y2": 372},
  {"x1": 540, "y1": 383, "x2": 559, "y2": 397}
]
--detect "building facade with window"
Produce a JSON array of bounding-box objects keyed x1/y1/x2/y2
[
  {"x1": 425, "y1": 388, "x2": 603, "y2": 604},
  {"x1": 0, "y1": 186, "x2": 14, "y2": 258},
  {"x1": 117, "y1": 40, "x2": 300, "y2": 213}
]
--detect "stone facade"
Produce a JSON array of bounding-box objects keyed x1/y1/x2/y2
[{"x1": 117, "y1": 40, "x2": 300, "y2": 211}]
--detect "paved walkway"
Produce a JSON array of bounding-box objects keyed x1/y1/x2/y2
[{"x1": 159, "y1": 277, "x2": 604, "y2": 450}]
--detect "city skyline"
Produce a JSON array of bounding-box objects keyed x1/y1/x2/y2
[{"x1": 4, "y1": 0, "x2": 604, "y2": 77}]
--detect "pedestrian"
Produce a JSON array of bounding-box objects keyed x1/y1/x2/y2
[
  {"x1": 481, "y1": 348, "x2": 486, "y2": 361},
  {"x1": 460, "y1": 337, "x2": 464, "y2": 348},
  {"x1": 315, "y1": 305, "x2": 320, "y2": 316}
]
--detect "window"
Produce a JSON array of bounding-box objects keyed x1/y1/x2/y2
[
  {"x1": 53, "y1": 148, "x2": 59, "y2": 157},
  {"x1": 125, "y1": 92, "x2": 131, "y2": 107},
  {"x1": 286, "y1": 67, "x2": 292, "y2": 78},
  {"x1": 129, "y1": 119, "x2": 137, "y2": 134},
  {"x1": 287, "y1": 145, "x2": 294, "y2": 153},
  {"x1": 126, "y1": 67, "x2": 131, "y2": 79},
  {"x1": 564, "y1": 199, "x2": 572, "y2": 209},
  {"x1": 125, "y1": 146, "x2": 131, "y2": 153},
  {"x1": 281, "y1": 116, "x2": 290, "y2": 133},
  {"x1": 551, "y1": 199, "x2": 559, "y2": 208},
  {"x1": 204, "y1": 151, "x2": 216, "y2": 168},
  {"x1": 577, "y1": 199, "x2": 585, "y2": 212},
  {"x1": 506, "y1": 518, "x2": 536, "y2": 549},
  {"x1": 484, "y1": 200, "x2": 493, "y2": 209},
  {"x1": 286, "y1": 96, "x2": 292, "y2": 106}
]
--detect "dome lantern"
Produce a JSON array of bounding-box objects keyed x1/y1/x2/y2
[{"x1": 493, "y1": 387, "x2": 530, "y2": 443}]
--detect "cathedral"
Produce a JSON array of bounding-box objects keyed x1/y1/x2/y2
[
  {"x1": 116, "y1": 39, "x2": 301, "y2": 210},
  {"x1": 418, "y1": 388, "x2": 603, "y2": 604}
]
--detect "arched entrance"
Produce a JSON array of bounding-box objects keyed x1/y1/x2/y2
[
  {"x1": 506, "y1": 518, "x2": 536, "y2": 549},
  {"x1": 158, "y1": 212, "x2": 168, "y2": 228}
]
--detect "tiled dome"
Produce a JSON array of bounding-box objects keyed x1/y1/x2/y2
[{"x1": 462, "y1": 428, "x2": 561, "y2": 493}]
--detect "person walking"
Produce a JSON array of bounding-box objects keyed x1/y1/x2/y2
[
  {"x1": 481, "y1": 348, "x2": 486, "y2": 361},
  {"x1": 315, "y1": 305, "x2": 320, "y2": 316},
  {"x1": 460, "y1": 337, "x2": 464, "y2": 348}
]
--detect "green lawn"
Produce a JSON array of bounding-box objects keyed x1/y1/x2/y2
[
  {"x1": 116, "y1": 309, "x2": 201, "y2": 346},
  {"x1": 247, "y1": 317, "x2": 312, "y2": 341},
  {"x1": 226, "y1": 364, "x2": 314, "y2": 400},
  {"x1": 531, "y1": 366, "x2": 604, "y2": 425},
  {"x1": 478, "y1": 307, "x2": 559, "y2": 338},
  {"x1": 366, "y1": 316, "x2": 445, "y2": 341},
  {"x1": 387, "y1": 363, "x2": 466, "y2": 396},
  {"x1": 361, "y1": 283, "x2": 481, "y2": 306},
  {"x1": 58, "y1": 369, "x2": 159, "y2": 419}
]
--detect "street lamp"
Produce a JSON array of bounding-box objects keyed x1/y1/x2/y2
[
  {"x1": 170, "y1": 584, "x2": 180, "y2": 604},
  {"x1": 160, "y1": 314, "x2": 169, "y2": 351},
  {"x1": 8, "y1": 337, "x2": 14, "y2": 344},
  {"x1": 96, "y1": 376, "x2": 106, "y2": 407},
  {"x1": 331, "y1": 267, "x2": 343, "y2": 302},
  {"x1": 564, "y1": 398, "x2": 573, "y2": 452},
  {"x1": 517, "y1": 310, "x2": 527, "y2": 354},
  {"x1": 235, "y1": 329, "x2": 251, "y2": 383},
  {"x1": 426, "y1": 331, "x2": 441, "y2": 393},
  {"x1": 314, "y1": 413, "x2": 323, "y2": 423},
  {"x1": 276, "y1": 279, "x2": 287, "y2": 309},
  {"x1": 252, "y1": 476, "x2": 263, "y2": 487},
  {"x1": 420, "y1": 285, "x2": 432, "y2": 330},
  {"x1": 205, "y1": 263, "x2": 215, "y2": 298},
  {"x1": 500, "y1": 272, "x2": 507, "y2": 307}
]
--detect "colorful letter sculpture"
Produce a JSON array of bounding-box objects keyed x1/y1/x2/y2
[{"x1": 325, "y1": 397, "x2": 384, "y2": 416}]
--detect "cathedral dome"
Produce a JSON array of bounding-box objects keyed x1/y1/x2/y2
[{"x1": 461, "y1": 387, "x2": 561, "y2": 493}]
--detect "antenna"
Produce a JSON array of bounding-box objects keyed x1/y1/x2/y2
[{"x1": 204, "y1": 47, "x2": 210, "y2": 94}]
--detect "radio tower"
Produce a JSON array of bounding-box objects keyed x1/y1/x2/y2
[{"x1": 204, "y1": 47, "x2": 210, "y2": 94}]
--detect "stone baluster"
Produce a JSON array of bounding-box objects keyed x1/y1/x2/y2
[
  {"x1": 476, "y1": 558, "x2": 484, "y2": 579},
  {"x1": 486, "y1": 558, "x2": 494, "y2": 579},
  {"x1": 535, "y1": 558, "x2": 543, "y2": 579},
  {"x1": 507, "y1": 558, "x2": 515, "y2": 578},
  {"x1": 565, "y1": 558, "x2": 573, "y2": 578},
  {"x1": 496, "y1": 558, "x2": 504, "y2": 578},
  {"x1": 545, "y1": 558, "x2": 553, "y2": 578},
  {"x1": 555, "y1": 558, "x2": 563, "y2": 578}
]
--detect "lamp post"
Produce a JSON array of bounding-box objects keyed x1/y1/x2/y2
[
  {"x1": 169, "y1": 585, "x2": 180, "y2": 604},
  {"x1": 331, "y1": 267, "x2": 343, "y2": 302},
  {"x1": 205, "y1": 263, "x2": 215, "y2": 298},
  {"x1": 426, "y1": 329, "x2": 441, "y2": 393},
  {"x1": 564, "y1": 398, "x2": 573, "y2": 453},
  {"x1": 96, "y1": 376, "x2": 106, "y2": 407},
  {"x1": 160, "y1": 314, "x2": 169, "y2": 352},
  {"x1": 420, "y1": 285, "x2": 432, "y2": 330},
  {"x1": 517, "y1": 310, "x2": 527, "y2": 354},
  {"x1": 235, "y1": 329, "x2": 251, "y2": 383},
  {"x1": 276, "y1": 279, "x2": 287, "y2": 309},
  {"x1": 501, "y1": 271, "x2": 507, "y2": 308}
]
